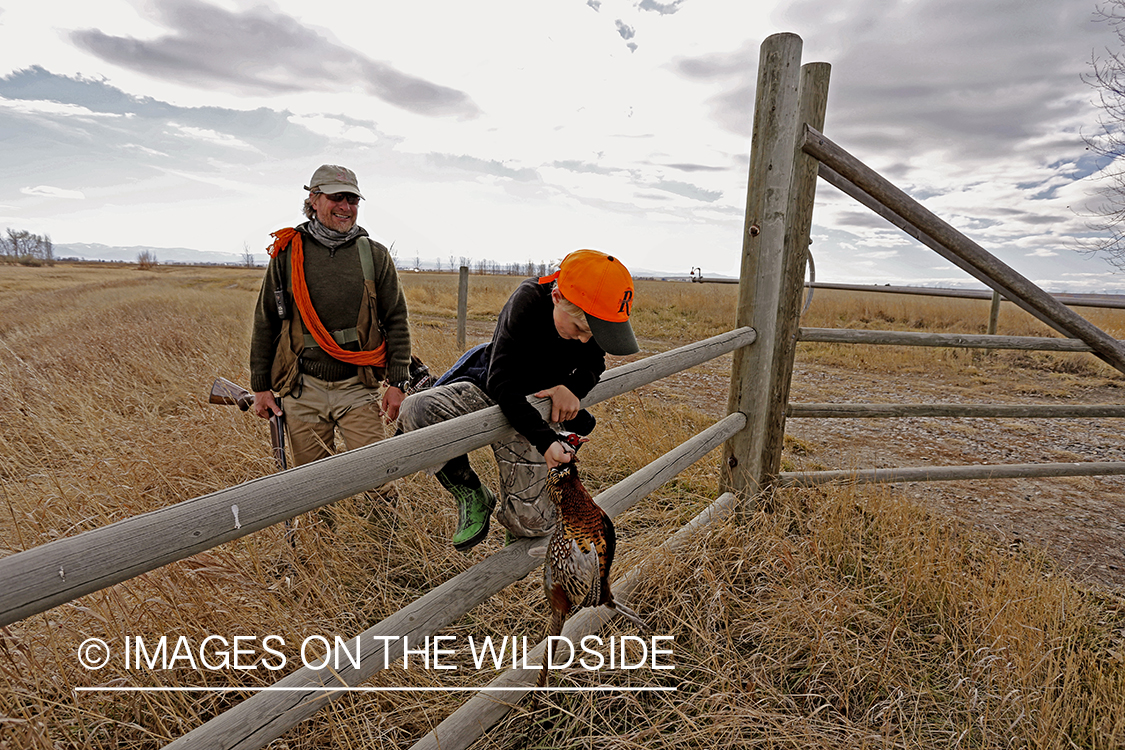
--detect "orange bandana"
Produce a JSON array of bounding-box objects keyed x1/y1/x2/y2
[{"x1": 269, "y1": 228, "x2": 388, "y2": 367}]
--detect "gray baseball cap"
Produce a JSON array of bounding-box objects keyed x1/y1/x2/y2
[{"x1": 304, "y1": 164, "x2": 364, "y2": 198}]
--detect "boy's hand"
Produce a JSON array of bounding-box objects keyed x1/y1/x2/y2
[
  {"x1": 535, "y1": 385, "x2": 580, "y2": 424},
  {"x1": 544, "y1": 440, "x2": 577, "y2": 468}
]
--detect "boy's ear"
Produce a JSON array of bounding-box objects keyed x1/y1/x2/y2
[{"x1": 550, "y1": 286, "x2": 562, "y2": 304}]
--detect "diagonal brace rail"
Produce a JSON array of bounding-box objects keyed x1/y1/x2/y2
[{"x1": 801, "y1": 125, "x2": 1125, "y2": 374}]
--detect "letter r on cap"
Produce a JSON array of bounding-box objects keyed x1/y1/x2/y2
[{"x1": 618, "y1": 290, "x2": 633, "y2": 316}]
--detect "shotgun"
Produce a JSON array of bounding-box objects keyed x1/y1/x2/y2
[{"x1": 209, "y1": 377, "x2": 288, "y2": 471}]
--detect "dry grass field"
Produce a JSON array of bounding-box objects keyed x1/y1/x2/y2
[{"x1": 0, "y1": 263, "x2": 1123, "y2": 749}]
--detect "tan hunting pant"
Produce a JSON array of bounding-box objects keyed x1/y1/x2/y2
[{"x1": 282, "y1": 374, "x2": 387, "y2": 466}]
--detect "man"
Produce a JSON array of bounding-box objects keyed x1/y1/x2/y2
[
  {"x1": 399, "y1": 248, "x2": 638, "y2": 551},
  {"x1": 250, "y1": 164, "x2": 412, "y2": 468}
]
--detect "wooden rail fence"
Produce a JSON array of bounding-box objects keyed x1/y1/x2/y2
[
  {"x1": 162, "y1": 417, "x2": 746, "y2": 749},
  {"x1": 0, "y1": 327, "x2": 754, "y2": 628},
  {"x1": 5, "y1": 29, "x2": 1125, "y2": 750}
]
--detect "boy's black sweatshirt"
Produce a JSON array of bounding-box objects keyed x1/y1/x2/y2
[{"x1": 447, "y1": 278, "x2": 606, "y2": 455}]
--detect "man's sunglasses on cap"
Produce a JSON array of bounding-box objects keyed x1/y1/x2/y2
[{"x1": 316, "y1": 191, "x2": 361, "y2": 205}]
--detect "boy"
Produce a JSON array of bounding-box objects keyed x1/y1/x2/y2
[{"x1": 398, "y1": 249, "x2": 638, "y2": 551}]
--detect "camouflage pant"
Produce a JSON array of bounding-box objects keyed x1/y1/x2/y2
[{"x1": 398, "y1": 381, "x2": 556, "y2": 538}]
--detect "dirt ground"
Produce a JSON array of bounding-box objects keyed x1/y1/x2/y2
[{"x1": 642, "y1": 349, "x2": 1125, "y2": 593}]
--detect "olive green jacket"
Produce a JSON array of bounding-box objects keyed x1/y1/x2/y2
[{"x1": 249, "y1": 225, "x2": 411, "y2": 395}]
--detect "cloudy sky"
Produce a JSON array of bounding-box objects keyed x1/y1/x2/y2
[{"x1": 2, "y1": 0, "x2": 1124, "y2": 290}]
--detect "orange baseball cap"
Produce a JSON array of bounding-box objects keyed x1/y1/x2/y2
[{"x1": 539, "y1": 249, "x2": 638, "y2": 355}]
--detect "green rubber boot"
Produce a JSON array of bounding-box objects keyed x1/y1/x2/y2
[{"x1": 435, "y1": 471, "x2": 497, "y2": 552}]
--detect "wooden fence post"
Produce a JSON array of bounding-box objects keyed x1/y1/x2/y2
[
  {"x1": 758, "y1": 60, "x2": 831, "y2": 487},
  {"x1": 457, "y1": 265, "x2": 469, "y2": 351},
  {"x1": 722, "y1": 33, "x2": 829, "y2": 505},
  {"x1": 988, "y1": 289, "x2": 1002, "y2": 335}
]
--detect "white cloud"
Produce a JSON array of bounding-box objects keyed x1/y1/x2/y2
[
  {"x1": 21, "y1": 186, "x2": 85, "y2": 199},
  {"x1": 0, "y1": 95, "x2": 121, "y2": 119},
  {"x1": 288, "y1": 114, "x2": 379, "y2": 144},
  {"x1": 166, "y1": 123, "x2": 259, "y2": 152}
]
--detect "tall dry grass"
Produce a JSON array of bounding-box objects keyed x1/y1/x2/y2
[{"x1": 0, "y1": 264, "x2": 1121, "y2": 749}]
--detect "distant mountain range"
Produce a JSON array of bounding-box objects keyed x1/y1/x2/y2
[{"x1": 56, "y1": 242, "x2": 253, "y2": 266}]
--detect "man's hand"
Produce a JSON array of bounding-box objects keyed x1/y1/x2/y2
[
  {"x1": 382, "y1": 385, "x2": 406, "y2": 423},
  {"x1": 534, "y1": 385, "x2": 580, "y2": 424},
  {"x1": 252, "y1": 390, "x2": 283, "y2": 419}
]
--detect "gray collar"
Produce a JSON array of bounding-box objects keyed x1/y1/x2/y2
[{"x1": 306, "y1": 218, "x2": 365, "y2": 251}]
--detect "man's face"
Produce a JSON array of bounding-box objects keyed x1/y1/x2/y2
[{"x1": 312, "y1": 191, "x2": 359, "y2": 232}]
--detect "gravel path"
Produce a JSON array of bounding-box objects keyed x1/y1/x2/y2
[{"x1": 641, "y1": 350, "x2": 1125, "y2": 591}]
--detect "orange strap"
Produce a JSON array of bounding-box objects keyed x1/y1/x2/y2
[{"x1": 269, "y1": 228, "x2": 388, "y2": 367}]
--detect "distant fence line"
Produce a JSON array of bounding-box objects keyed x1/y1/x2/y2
[{"x1": 689, "y1": 276, "x2": 1125, "y2": 311}]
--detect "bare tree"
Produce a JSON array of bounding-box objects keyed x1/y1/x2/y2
[
  {"x1": 137, "y1": 250, "x2": 158, "y2": 270},
  {"x1": 1082, "y1": 1, "x2": 1125, "y2": 268},
  {"x1": 242, "y1": 242, "x2": 256, "y2": 268},
  {"x1": 3, "y1": 228, "x2": 54, "y2": 266}
]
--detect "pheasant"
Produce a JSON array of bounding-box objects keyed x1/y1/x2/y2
[{"x1": 531, "y1": 438, "x2": 648, "y2": 689}]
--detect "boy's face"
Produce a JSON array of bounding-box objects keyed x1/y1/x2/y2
[{"x1": 551, "y1": 287, "x2": 593, "y2": 344}]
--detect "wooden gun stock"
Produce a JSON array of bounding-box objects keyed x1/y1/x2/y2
[
  {"x1": 209, "y1": 378, "x2": 288, "y2": 471},
  {"x1": 209, "y1": 377, "x2": 254, "y2": 411}
]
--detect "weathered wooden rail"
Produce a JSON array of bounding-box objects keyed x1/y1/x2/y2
[
  {"x1": 800, "y1": 327, "x2": 1125, "y2": 352},
  {"x1": 692, "y1": 280, "x2": 1125, "y2": 312},
  {"x1": 802, "y1": 282, "x2": 1125, "y2": 310},
  {"x1": 804, "y1": 126, "x2": 1125, "y2": 370},
  {"x1": 780, "y1": 462, "x2": 1125, "y2": 487}
]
